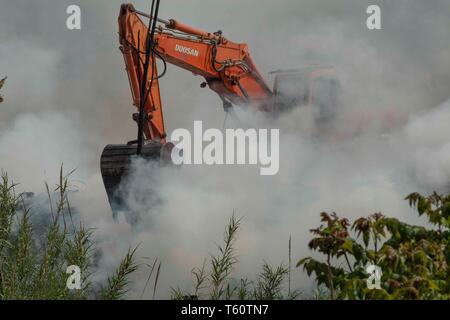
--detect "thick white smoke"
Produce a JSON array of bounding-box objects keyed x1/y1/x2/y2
[{"x1": 102, "y1": 95, "x2": 450, "y2": 298}]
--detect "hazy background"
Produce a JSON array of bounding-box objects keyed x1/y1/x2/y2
[{"x1": 1, "y1": 0, "x2": 450, "y2": 298}]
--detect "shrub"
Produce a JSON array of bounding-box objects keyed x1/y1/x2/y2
[
  {"x1": 0, "y1": 167, "x2": 139, "y2": 300},
  {"x1": 171, "y1": 215, "x2": 301, "y2": 300},
  {"x1": 297, "y1": 192, "x2": 450, "y2": 299}
]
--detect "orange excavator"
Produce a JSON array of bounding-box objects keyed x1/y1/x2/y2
[{"x1": 101, "y1": 3, "x2": 339, "y2": 214}]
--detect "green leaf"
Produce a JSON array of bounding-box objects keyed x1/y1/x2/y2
[
  {"x1": 296, "y1": 257, "x2": 312, "y2": 268},
  {"x1": 363, "y1": 232, "x2": 370, "y2": 247},
  {"x1": 342, "y1": 238, "x2": 353, "y2": 253},
  {"x1": 417, "y1": 197, "x2": 429, "y2": 216}
]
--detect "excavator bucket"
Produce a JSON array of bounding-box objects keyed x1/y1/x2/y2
[{"x1": 100, "y1": 141, "x2": 174, "y2": 219}]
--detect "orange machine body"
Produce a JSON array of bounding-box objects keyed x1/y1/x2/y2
[{"x1": 118, "y1": 4, "x2": 273, "y2": 144}]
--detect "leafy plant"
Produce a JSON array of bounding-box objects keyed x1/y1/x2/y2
[
  {"x1": 0, "y1": 167, "x2": 139, "y2": 300},
  {"x1": 172, "y1": 215, "x2": 301, "y2": 300},
  {"x1": 101, "y1": 247, "x2": 139, "y2": 300},
  {"x1": 298, "y1": 192, "x2": 450, "y2": 299}
]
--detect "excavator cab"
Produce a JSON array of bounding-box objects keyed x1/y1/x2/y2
[{"x1": 272, "y1": 66, "x2": 340, "y2": 121}]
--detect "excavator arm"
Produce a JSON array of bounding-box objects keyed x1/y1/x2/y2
[
  {"x1": 102, "y1": 3, "x2": 342, "y2": 221},
  {"x1": 101, "y1": 3, "x2": 274, "y2": 219},
  {"x1": 118, "y1": 3, "x2": 273, "y2": 143}
]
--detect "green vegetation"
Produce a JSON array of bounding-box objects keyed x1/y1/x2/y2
[
  {"x1": 298, "y1": 192, "x2": 450, "y2": 299},
  {"x1": 0, "y1": 168, "x2": 138, "y2": 300},
  {"x1": 171, "y1": 215, "x2": 300, "y2": 300},
  {"x1": 0, "y1": 158, "x2": 449, "y2": 299}
]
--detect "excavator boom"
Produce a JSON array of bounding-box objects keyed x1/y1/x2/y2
[
  {"x1": 118, "y1": 3, "x2": 273, "y2": 140},
  {"x1": 101, "y1": 3, "x2": 273, "y2": 216}
]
